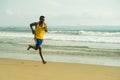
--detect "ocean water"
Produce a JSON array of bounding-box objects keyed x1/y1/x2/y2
[{"x1": 0, "y1": 26, "x2": 120, "y2": 66}]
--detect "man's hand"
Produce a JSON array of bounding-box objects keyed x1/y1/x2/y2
[{"x1": 44, "y1": 25, "x2": 48, "y2": 32}]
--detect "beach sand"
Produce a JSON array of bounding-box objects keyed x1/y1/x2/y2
[{"x1": 0, "y1": 58, "x2": 120, "y2": 80}]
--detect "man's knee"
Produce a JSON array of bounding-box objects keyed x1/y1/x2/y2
[
  {"x1": 35, "y1": 47, "x2": 39, "y2": 50},
  {"x1": 36, "y1": 46, "x2": 41, "y2": 50},
  {"x1": 38, "y1": 46, "x2": 42, "y2": 49}
]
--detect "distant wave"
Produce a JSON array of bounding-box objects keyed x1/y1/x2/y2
[
  {"x1": 48, "y1": 30, "x2": 120, "y2": 37},
  {"x1": 0, "y1": 32, "x2": 33, "y2": 38},
  {"x1": 0, "y1": 31, "x2": 120, "y2": 44},
  {"x1": 46, "y1": 30, "x2": 120, "y2": 44},
  {"x1": 0, "y1": 25, "x2": 120, "y2": 44}
]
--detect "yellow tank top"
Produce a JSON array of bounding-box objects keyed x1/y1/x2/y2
[{"x1": 35, "y1": 23, "x2": 46, "y2": 39}]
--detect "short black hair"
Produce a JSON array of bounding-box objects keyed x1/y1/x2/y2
[{"x1": 40, "y1": 16, "x2": 45, "y2": 19}]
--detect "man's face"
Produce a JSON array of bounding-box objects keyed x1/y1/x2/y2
[{"x1": 40, "y1": 17, "x2": 45, "y2": 23}]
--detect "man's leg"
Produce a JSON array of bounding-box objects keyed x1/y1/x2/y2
[
  {"x1": 38, "y1": 46, "x2": 47, "y2": 64},
  {"x1": 27, "y1": 45, "x2": 38, "y2": 50},
  {"x1": 27, "y1": 39, "x2": 46, "y2": 64}
]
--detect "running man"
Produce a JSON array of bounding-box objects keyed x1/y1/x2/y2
[{"x1": 27, "y1": 16, "x2": 48, "y2": 64}]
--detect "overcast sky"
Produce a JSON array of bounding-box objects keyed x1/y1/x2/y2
[{"x1": 0, "y1": 0, "x2": 120, "y2": 26}]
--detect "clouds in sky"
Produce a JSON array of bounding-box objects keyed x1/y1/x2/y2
[
  {"x1": 0, "y1": 0, "x2": 120, "y2": 26},
  {"x1": 5, "y1": 9, "x2": 14, "y2": 15}
]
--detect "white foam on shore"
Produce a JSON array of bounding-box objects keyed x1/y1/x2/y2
[
  {"x1": 0, "y1": 31, "x2": 120, "y2": 44},
  {"x1": 0, "y1": 32, "x2": 33, "y2": 38}
]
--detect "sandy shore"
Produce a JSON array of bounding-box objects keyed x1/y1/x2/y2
[{"x1": 0, "y1": 58, "x2": 120, "y2": 80}]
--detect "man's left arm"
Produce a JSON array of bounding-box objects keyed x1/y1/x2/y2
[{"x1": 44, "y1": 23, "x2": 48, "y2": 32}]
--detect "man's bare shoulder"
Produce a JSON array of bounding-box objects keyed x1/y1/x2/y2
[
  {"x1": 31, "y1": 22, "x2": 38, "y2": 25},
  {"x1": 30, "y1": 22, "x2": 38, "y2": 26}
]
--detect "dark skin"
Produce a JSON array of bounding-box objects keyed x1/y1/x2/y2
[{"x1": 27, "y1": 17, "x2": 48, "y2": 64}]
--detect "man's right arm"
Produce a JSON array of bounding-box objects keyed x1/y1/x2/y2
[{"x1": 30, "y1": 22, "x2": 37, "y2": 34}]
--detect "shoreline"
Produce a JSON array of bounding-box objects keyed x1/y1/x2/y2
[
  {"x1": 0, "y1": 58, "x2": 120, "y2": 80},
  {"x1": 0, "y1": 52, "x2": 120, "y2": 67}
]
